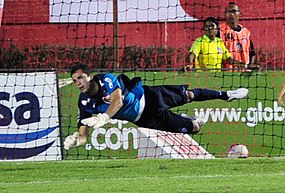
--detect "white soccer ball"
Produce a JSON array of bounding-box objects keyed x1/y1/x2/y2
[{"x1": 227, "y1": 144, "x2": 249, "y2": 158}]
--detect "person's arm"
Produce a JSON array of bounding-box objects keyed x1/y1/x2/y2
[
  {"x1": 78, "y1": 125, "x2": 89, "y2": 145},
  {"x1": 226, "y1": 57, "x2": 261, "y2": 69},
  {"x1": 81, "y1": 73, "x2": 124, "y2": 129},
  {"x1": 247, "y1": 40, "x2": 263, "y2": 71},
  {"x1": 105, "y1": 88, "x2": 123, "y2": 118},
  {"x1": 226, "y1": 57, "x2": 245, "y2": 67},
  {"x1": 181, "y1": 52, "x2": 195, "y2": 72},
  {"x1": 249, "y1": 55, "x2": 256, "y2": 65},
  {"x1": 80, "y1": 89, "x2": 123, "y2": 129},
  {"x1": 184, "y1": 52, "x2": 195, "y2": 71},
  {"x1": 278, "y1": 83, "x2": 285, "y2": 107},
  {"x1": 63, "y1": 89, "x2": 124, "y2": 150},
  {"x1": 189, "y1": 52, "x2": 195, "y2": 64},
  {"x1": 189, "y1": 51, "x2": 206, "y2": 70},
  {"x1": 64, "y1": 125, "x2": 89, "y2": 150},
  {"x1": 249, "y1": 40, "x2": 256, "y2": 65},
  {"x1": 188, "y1": 38, "x2": 203, "y2": 70}
]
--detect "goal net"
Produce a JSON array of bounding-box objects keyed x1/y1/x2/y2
[{"x1": 0, "y1": 0, "x2": 284, "y2": 160}]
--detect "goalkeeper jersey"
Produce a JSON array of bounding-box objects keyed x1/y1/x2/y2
[{"x1": 77, "y1": 73, "x2": 144, "y2": 127}]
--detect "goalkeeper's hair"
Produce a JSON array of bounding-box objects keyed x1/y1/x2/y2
[{"x1": 70, "y1": 63, "x2": 92, "y2": 76}]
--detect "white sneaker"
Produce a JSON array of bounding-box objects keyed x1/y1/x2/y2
[{"x1": 227, "y1": 88, "x2": 249, "y2": 101}]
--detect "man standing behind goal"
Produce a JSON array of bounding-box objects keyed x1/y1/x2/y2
[
  {"x1": 64, "y1": 63, "x2": 249, "y2": 150},
  {"x1": 219, "y1": 2, "x2": 259, "y2": 71}
]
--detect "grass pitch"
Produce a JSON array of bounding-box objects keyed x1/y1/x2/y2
[{"x1": 1, "y1": 158, "x2": 285, "y2": 193}]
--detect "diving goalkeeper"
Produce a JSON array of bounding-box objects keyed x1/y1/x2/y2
[{"x1": 64, "y1": 64, "x2": 249, "y2": 150}]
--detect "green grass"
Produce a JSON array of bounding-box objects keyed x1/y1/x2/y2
[
  {"x1": 1, "y1": 158, "x2": 285, "y2": 193},
  {"x1": 60, "y1": 70, "x2": 285, "y2": 158}
]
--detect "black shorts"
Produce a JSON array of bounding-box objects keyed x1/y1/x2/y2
[{"x1": 134, "y1": 85, "x2": 195, "y2": 134}]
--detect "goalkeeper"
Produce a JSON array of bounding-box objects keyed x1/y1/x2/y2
[{"x1": 64, "y1": 64, "x2": 249, "y2": 149}]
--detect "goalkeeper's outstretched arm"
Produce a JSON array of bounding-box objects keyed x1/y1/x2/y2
[
  {"x1": 64, "y1": 125, "x2": 89, "y2": 150},
  {"x1": 64, "y1": 90, "x2": 123, "y2": 150},
  {"x1": 81, "y1": 88, "x2": 123, "y2": 129},
  {"x1": 78, "y1": 125, "x2": 89, "y2": 145},
  {"x1": 64, "y1": 88, "x2": 124, "y2": 150}
]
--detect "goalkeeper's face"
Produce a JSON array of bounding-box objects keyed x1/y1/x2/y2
[{"x1": 71, "y1": 69, "x2": 92, "y2": 93}]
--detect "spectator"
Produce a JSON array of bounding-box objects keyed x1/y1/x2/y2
[
  {"x1": 219, "y1": 2, "x2": 259, "y2": 71},
  {"x1": 188, "y1": 17, "x2": 244, "y2": 72}
]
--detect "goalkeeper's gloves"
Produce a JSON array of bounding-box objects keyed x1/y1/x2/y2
[
  {"x1": 81, "y1": 113, "x2": 110, "y2": 129},
  {"x1": 64, "y1": 132, "x2": 80, "y2": 150}
]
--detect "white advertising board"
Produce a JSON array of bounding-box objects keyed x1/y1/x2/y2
[{"x1": 0, "y1": 72, "x2": 62, "y2": 161}]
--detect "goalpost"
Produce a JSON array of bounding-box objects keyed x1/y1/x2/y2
[{"x1": 0, "y1": 0, "x2": 285, "y2": 161}]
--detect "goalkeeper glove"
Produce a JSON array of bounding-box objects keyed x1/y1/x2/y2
[
  {"x1": 81, "y1": 113, "x2": 110, "y2": 129},
  {"x1": 64, "y1": 132, "x2": 80, "y2": 150}
]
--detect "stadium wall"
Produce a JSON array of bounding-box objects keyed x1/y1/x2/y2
[{"x1": 0, "y1": 0, "x2": 284, "y2": 69}]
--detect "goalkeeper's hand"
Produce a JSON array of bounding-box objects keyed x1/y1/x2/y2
[
  {"x1": 81, "y1": 113, "x2": 110, "y2": 129},
  {"x1": 64, "y1": 132, "x2": 80, "y2": 150}
]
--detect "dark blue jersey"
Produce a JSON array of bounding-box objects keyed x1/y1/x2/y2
[
  {"x1": 77, "y1": 73, "x2": 144, "y2": 127},
  {"x1": 77, "y1": 73, "x2": 229, "y2": 134}
]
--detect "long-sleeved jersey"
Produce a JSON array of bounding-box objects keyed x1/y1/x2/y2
[{"x1": 77, "y1": 73, "x2": 145, "y2": 127}]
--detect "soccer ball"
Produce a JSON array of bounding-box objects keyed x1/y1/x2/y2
[{"x1": 227, "y1": 144, "x2": 249, "y2": 158}]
